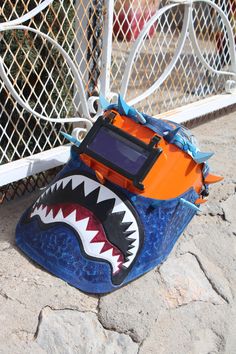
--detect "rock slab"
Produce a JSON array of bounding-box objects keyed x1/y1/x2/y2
[
  {"x1": 36, "y1": 307, "x2": 138, "y2": 354},
  {"x1": 159, "y1": 253, "x2": 224, "y2": 307}
]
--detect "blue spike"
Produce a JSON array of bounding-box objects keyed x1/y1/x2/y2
[
  {"x1": 118, "y1": 95, "x2": 146, "y2": 124},
  {"x1": 99, "y1": 94, "x2": 111, "y2": 110},
  {"x1": 128, "y1": 106, "x2": 146, "y2": 124},
  {"x1": 164, "y1": 127, "x2": 181, "y2": 143},
  {"x1": 135, "y1": 110, "x2": 146, "y2": 124},
  {"x1": 193, "y1": 151, "x2": 214, "y2": 164},
  {"x1": 60, "y1": 132, "x2": 80, "y2": 148},
  {"x1": 118, "y1": 94, "x2": 130, "y2": 115},
  {"x1": 180, "y1": 198, "x2": 201, "y2": 212}
]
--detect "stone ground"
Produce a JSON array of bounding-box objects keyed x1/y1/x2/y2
[{"x1": 0, "y1": 111, "x2": 235, "y2": 354}]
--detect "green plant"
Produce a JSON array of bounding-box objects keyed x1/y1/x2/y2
[{"x1": 0, "y1": 1, "x2": 75, "y2": 163}]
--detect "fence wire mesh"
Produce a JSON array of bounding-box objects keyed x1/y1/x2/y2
[
  {"x1": 0, "y1": 166, "x2": 61, "y2": 203},
  {"x1": 112, "y1": 0, "x2": 235, "y2": 112},
  {"x1": 0, "y1": 0, "x2": 104, "y2": 166},
  {"x1": 0, "y1": 0, "x2": 235, "y2": 202}
]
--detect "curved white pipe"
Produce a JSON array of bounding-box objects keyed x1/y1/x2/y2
[
  {"x1": 0, "y1": 57, "x2": 92, "y2": 129},
  {"x1": 189, "y1": 0, "x2": 236, "y2": 77},
  {"x1": 0, "y1": 0, "x2": 53, "y2": 29},
  {"x1": 121, "y1": 0, "x2": 236, "y2": 107},
  {"x1": 120, "y1": 3, "x2": 179, "y2": 100},
  {"x1": 125, "y1": 3, "x2": 192, "y2": 106},
  {"x1": 0, "y1": 25, "x2": 92, "y2": 125},
  {"x1": 0, "y1": 0, "x2": 235, "y2": 127}
]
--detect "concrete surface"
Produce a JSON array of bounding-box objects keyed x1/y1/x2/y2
[{"x1": 0, "y1": 112, "x2": 235, "y2": 354}]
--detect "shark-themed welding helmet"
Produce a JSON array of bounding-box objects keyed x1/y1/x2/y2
[{"x1": 15, "y1": 96, "x2": 222, "y2": 294}]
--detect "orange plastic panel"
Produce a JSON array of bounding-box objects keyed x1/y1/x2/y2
[{"x1": 80, "y1": 111, "x2": 204, "y2": 200}]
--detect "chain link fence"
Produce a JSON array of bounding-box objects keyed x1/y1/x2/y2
[{"x1": 0, "y1": 0, "x2": 235, "y2": 202}]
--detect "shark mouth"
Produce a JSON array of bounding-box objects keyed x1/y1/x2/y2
[{"x1": 29, "y1": 172, "x2": 143, "y2": 285}]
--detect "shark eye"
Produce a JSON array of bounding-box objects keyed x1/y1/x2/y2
[{"x1": 78, "y1": 116, "x2": 162, "y2": 190}]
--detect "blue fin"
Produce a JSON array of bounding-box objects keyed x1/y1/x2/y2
[
  {"x1": 129, "y1": 106, "x2": 146, "y2": 124},
  {"x1": 99, "y1": 94, "x2": 111, "y2": 110},
  {"x1": 180, "y1": 198, "x2": 200, "y2": 212},
  {"x1": 164, "y1": 127, "x2": 181, "y2": 143},
  {"x1": 61, "y1": 132, "x2": 80, "y2": 148},
  {"x1": 193, "y1": 152, "x2": 214, "y2": 164},
  {"x1": 118, "y1": 95, "x2": 146, "y2": 124},
  {"x1": 118, "y1": 94, "x2": 130, "y2": 115}
]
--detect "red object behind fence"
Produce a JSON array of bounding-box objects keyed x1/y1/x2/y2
[
  {"x1": 215, "y1": 0, "x2": 236, "y2": 62},
  {"x1": 113, "y1": 6, "x2": 158, "y2": 42}
]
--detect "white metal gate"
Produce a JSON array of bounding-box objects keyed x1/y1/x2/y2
[{"x1": 0, "y1": 0, "x2": 235, "y2": 189}]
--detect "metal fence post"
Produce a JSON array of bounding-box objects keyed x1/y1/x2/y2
[
  {"x1": 74, "y1": 0, "x2": 90, "y2": 116},
  {"x1": 100, "y1": 0, "x2": 114, "y2": 99}
]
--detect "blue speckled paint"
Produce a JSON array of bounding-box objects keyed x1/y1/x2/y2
[{"x1": 16, "y1": 147, "x2": 199, "y2": 294}]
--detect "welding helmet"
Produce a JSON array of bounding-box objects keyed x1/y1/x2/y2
[{"x1": 15, "y1": 96, "x2": 222, "y2": 293}]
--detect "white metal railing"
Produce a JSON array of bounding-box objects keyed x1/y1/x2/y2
[{"x1": 0, "y1": 0, "x2": 235, "y2": 186}]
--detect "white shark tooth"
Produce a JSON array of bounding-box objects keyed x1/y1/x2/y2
[
  {"x1": 31, "y1": 208, "x2": 37, "y2": 217},
  {"x1": 62, "y1": 177, "x2": 72, "y2": 189},
  {"x1": 112, "y1": 205, "x2": 130, "y2": 224},
  {"x1": 50, "y1": 182, "x2": 58, "y2": 192},
  {"x1": 42, "y1": 207, "x2": 53, "y2": 222},
  {"x1": 84, "y1": 230, "x2": 99, "y2": 243},
  {"x1": 64, "y1": 209, "x2": 77, "y2": 222},
  {"x1": 113, "y1": 265, "x2": 121, "y2": 274},
  {"x1": 122, "y1": 209, "x2": 136, "y2": 224},
  {"x1": 127, "y1": 240, "x2": 138, "y2": 255},
  {"x1": 89, "y1": 242, "x2": 106, "y2": 254},
  {"x1": 71, "y1": 176, "x2": 83, "y2": 190},
  {"x1": 100, "y1": 249, "x2": 121, "y2": 273},
  {"x1": 37, "y1": 204, "x2": 46, "y2": 216},
  {"x1": 83, "y1": 178, "x2": 99, "y2": 197},
  {"x1": 112, "y1": 204, "x2": 137, "y2": 231},
  {"x1": 131, "y1": 238, "x2": 138, "y2": 246},
  {"x1": 54, "y1": 208, "x2": 64, "y2": 220},
  {"x1": 127, "y1": 246, "x2": 137, "y2": 256},
  {"x1": 96, "y1": 241, "x2": 105, "y2": 253},
  {"x1": 123, "y1": 246, "x2": 138, "y2": 266},
  {"x1": 45, "y1": 186, "x2": 52, "y2": 195},
  {"x1": 76, "y1": 217, "x2": 90, "y2": 231},
  {"x1": 46, "y1": 209, "x2": 54, "y2": 219},
  {"x1": 32, "y1": 201, "x2": 37, "y2": 209},
  {"x1": 125, "y1": 224, "x2": 135, "y2": 233},
  {"x1": 41, "y1": 191, "x2": 47, "y2": 198},
  {"x1": 99, "y1": 247, "x2": 113, "y2": 258},
  {"x1": 112, "y1": 203, "x2": 123, "y2": 214},
  {"x1": 112, "y1": 254, "x2": 122, "y2": 264},
  {"x1": 97, "y1": 185, "x2": 116, "y2": 204},
  {"x1": 114, "y1": 260, "x2": 123, "y2": 273},
  {"x1": 41, "y1": 186, "x2": 52, "y2": 199},
  {"x1": 122, "y1": 256, "x2": 133, "y2": 267},
  {"x1": 33, "y1": 204, "x2": 42, "y2": 214},
  {"x1": 55, "y1": 180, "x2": 63, "y2": 190},
  {"x1": 126, "y1": 230, "x2": 137, "y2": 240},
  {"x1": 39, "y1": 191, "x2": 46, "y2": 200},
  {"x1": 49, "y1": 185, "x2": 55, "y2": 194},
  {"x1": 32, "y1": 204, "x2": 39, "y2": 212}
]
